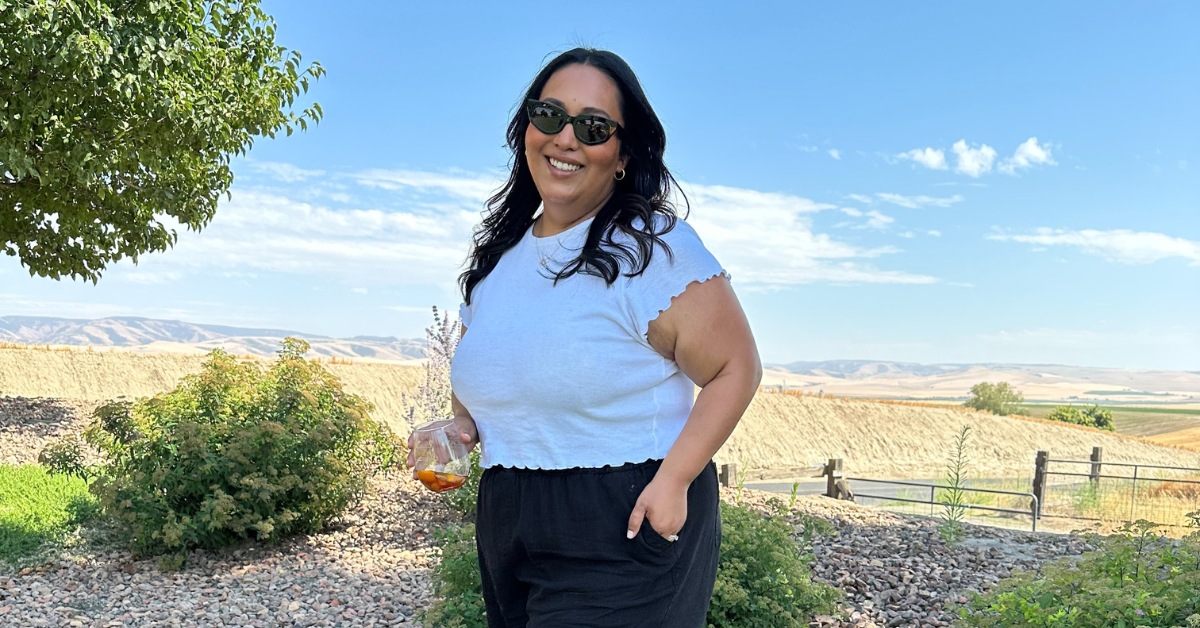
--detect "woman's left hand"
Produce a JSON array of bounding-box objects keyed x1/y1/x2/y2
[{"x1": 627, "y1": 474, "x2": 688, "y2": 540}]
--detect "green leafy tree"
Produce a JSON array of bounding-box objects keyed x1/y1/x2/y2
[
  {"x1": 963, "y1": 381, "x2": 1025, "y2": 416},
  {"x1": 1, "y1": 0, "x2": 324, "y2": 282},
  {"x1": 1082, "y1": 404, "x2": 1115, "y2": 431}
]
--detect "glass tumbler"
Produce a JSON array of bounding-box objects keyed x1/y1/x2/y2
[{"x1": 412, "y1": 418, "x2": 471, "y2": 492}]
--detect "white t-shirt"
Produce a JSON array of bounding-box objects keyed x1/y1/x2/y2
[{"x1": 451, "y1": 212, "x2": 729, "y2": 470}]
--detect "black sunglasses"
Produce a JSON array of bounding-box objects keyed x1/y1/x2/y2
[{"x1": 525, "y1": 98, "x2": 622, "y2": 145}]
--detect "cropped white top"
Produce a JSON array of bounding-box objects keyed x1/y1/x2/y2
[{"x1": 450, "y1": 212, "x2": 728, "y2": 470}]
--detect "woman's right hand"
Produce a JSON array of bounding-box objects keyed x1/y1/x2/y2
[{"x1": 406, "y1": 415, "x2": 479, "y2": 479}]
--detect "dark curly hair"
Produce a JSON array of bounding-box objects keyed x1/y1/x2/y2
[{"x1": 458, "y1": 47, "x2": 690, "y2": 306}]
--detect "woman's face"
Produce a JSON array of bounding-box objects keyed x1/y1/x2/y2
[{"x1": 525, "y1": 63, "x2": 629, "y2": 214}]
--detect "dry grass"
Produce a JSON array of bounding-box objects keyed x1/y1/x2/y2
[
  {"x1": 1146, "y1": 426, "x2": 1200, "y2": 453},
  {"x1": 759, "y1": 388, "x2": 1198, "y2": 454},
  {"x1": 0, "y1": 342, "x2": 84, "y2": 352}
]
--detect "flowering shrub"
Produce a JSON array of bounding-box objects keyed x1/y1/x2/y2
[
  {"x1": 401, "y1": 306, "x2": 482, "y2": 520},
  {"x1": 39, "y1": 338, "x2": 399, "y2": 568}
]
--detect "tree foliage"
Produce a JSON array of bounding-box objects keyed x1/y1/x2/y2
[
  {"x1": 1046, "y1": 404, "x2": 1116, "y2": 431},
  {"x1": 0, "y1": 0, "x2": 323, "y2": 282},
  {"x1": 964, "y1": 381, "x2": 1025, "y2": 416}
]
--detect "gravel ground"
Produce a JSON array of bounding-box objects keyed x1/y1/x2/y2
[
  {"x1": 0, "y1": 397, "x2": 103, "y2": 466},
  {"x1": 3, "y1": 395, "x2": 1093, "y2": 628}
]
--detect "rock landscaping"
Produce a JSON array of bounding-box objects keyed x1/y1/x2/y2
[{"x1": 3, "y1": 395, "x2": 1094, "y2": 627}]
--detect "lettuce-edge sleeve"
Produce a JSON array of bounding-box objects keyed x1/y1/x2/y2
[
  {"x1": 459, "y1": 301, "x2": 473, "y2": 328},
  {"x1": 622, "y1": 216, "x2": 730, "y2": 345}
]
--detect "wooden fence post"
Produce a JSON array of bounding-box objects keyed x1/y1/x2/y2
[
  {"x1": 825, "y1": 458, "x2": 843, "y2": 499},
  {"x1": 719, "y1": 463, "x2": 737, "y2": 488},
  {"x1": 1089, "y1": 447, "x2": 1103, "y2": 488},
  {"x1": 1032, "y1": 450, "x2": 1049, "y2": 519}
]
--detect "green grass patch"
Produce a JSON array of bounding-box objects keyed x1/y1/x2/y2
[{"x1": 0, "y1": 464, "x2": 100, "y2": 564}]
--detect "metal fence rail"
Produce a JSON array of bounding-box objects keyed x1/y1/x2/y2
[{"x1": 846, "y1": 476, "x2": 1040, "y2": 531}]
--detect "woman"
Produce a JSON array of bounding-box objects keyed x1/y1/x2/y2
[{"x1": 407, "y1": 47, "x2": 761, "y2": 628}]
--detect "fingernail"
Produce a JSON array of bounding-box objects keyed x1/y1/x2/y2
[{"x1": 626, "y1": 530, "x2": 635, "y2": 539}]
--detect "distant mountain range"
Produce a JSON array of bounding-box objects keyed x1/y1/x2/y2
[
  {"x1": 2, "y1": 316, "x2": 1197, "y2": 402},
  {"x1": 0, "y1": 316, "x2": 426, "y2": 362}
]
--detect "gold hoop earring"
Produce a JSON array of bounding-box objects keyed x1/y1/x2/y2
[{"x1": 614, "y1": 169, "x2": 626, "y2": 181}]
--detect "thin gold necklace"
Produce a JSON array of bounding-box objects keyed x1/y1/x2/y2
[{"x1": 533, "y1": 217, "x2": 565, "y2": 268}]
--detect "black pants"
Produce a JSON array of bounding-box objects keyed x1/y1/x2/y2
[{"x1": 475, "y1": 458, "x2": 721, "y2": 628}]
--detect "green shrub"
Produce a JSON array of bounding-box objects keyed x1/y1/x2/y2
[
  {"x1": 708, "y1": 501, "x2": 841, "y2": 628},
  {"x1": 964, "y1": 382, "x2": 1024, "y2": 416},
  {"x1": 0, "y1": 464, "x2": 100, "y2": 564},
  {"x1": 958, "y1": 518, "x2": 1200, "y2": 627},
  {"x1": 418, "y1": 524, "x2": 488, "y2": 628},
  {"x1": 419, "y1": 500, "x2": 839, "y2": 628},
  {"x1": 1082, "y1": 405, "x2": 1115, "y2": 431},
  {"x1": 38, "y1": 338, "x2": 399, "y2": 567},
  {"x1": 1045, "y1": 404, "x2": 1116, "y2": 431}
]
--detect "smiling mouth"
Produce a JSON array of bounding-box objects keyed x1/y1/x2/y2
[{"x1": 547, "y1": 156, "x2": 583, "y2": 173}]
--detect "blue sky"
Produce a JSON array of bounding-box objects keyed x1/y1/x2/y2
[{"x1": 2, "y1": 2, "x2": 1197, "y2": 369}]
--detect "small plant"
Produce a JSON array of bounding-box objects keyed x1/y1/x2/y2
[
  {"x1": 418, "y1": 524, "x2": 488, "y2": 628},
  {"x1": 400, "y1": 306, "x2": 460, "y2": 429},
  {"x1": 39, "y1": 338, "x2": 399, "y2": 568},
  {"x1": 789, "y1": 481, "x2": 800, "y2": 509},
  {"x1": 939, "y1": 424, "x2": 972, "y2": 544},
  {"x1": 734, "y1": 463, "x2": 749, "y2": 505},
  {"x1": 708, "y1": 502, "x2": 841, "y2": 628}
]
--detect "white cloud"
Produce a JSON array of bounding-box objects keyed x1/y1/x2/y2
[
  {"x1": 677, "y1": 183, "x2": 937, "y2": 286},
  {"x1": 952, "y1": 140, "x2": 997, "y2": 177},
  {"x1": 857, "y1": 210, "x2": 894, "y2": 230},
  {"x1": 896, "y1": 147, "x2": 948, "y2": 170},
  {"x1": 839, "y1": 207, "x2": 863, "y2": 217},
  {"x1": 797, "y1": 145, "x2": 819, "y2": 153},
  {"x1": 121, "y1": 271, "x2": 183, "y2": 285},
  {"x1": 846, "y1": 194, "x2": 874, "y2": 204},
  {"x1": 98, "y1": 165, "x2": 938, "y2": 291},
  {"x1": 250, "y1": 161, "x2": 326, "y2": 183},
  {"x1": 898, "y1": 231, "x2": 915, "y2": 238},
  {"x1": 998, "y1": 137, "x2": 1057, "y2": 174},
  {"x1": 875, "y1": 193, "x2": 965, "y2": 209},
  {"x1": 927, "y1": 230, "x2": 942, "y2": 237},
  {"x1": 828, "y1": 149, "x2": 841, "y2": 160},
  {"x1": 355, "y1": 168, "x2": 503, "y2": 202},
  {"x1": 987, "y1": 228, "x2": 1200, "y2": 265}
]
